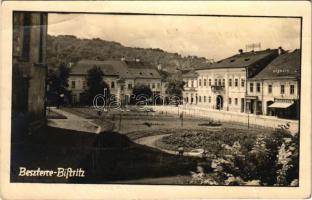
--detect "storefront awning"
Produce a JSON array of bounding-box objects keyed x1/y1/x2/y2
[{"x1": 268, "y1": 102, "x2": 294, "y2": 108}]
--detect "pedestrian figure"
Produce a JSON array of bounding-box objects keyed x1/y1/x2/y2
[
  {"x1": 180, "y1": 112, "x2": 184, "y2": 127},
  {"x1": 178, "y1": 146, "x2": 184, "y2": 156}
]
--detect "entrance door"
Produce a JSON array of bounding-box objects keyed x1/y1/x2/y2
[
  {"x1": 267, "y1": 101, "x2": 274, "y2": 116},
  {"x1": 241, "y1": 98, "x2": 245, "y2": 112},
  {"x1": 216, "y1": 95, "x2": 223, "y2": 110}
]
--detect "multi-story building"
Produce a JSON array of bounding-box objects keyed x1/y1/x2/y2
[
  {"x1": 183, "y1": 48, "x2": 280, "y2": 113},
  {"x1": 248, "y1": 49, "x2": 300, "y2": 119},
  {"x1": 68, "y1": 59, "x2": 165, "y2": 104},
  {"x1": 12, "y1": 12, "x2": 48, "y2": 133},
  {"x1": 182, "y1": 70, "x2": 198, "y2": 104}
]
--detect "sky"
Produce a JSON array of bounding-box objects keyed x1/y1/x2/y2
[{"x1": 48, "y1": 13, "x2": 301, "y2": 61}]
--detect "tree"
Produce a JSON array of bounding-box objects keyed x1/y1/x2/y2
[
  {"x1": 82, "y1": 66, "x2": 110, "y2": 105},
  {"x1": 165, "y1": 79, "x2": 186, "y2": 100},
  {"x1": 131, "y1": 84, "x2": 152, "y2": 104},
  {"x1": 46, "y1": 63, "x2": 71, "y2": 106}
]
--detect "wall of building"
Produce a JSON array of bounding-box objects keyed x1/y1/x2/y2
[
  {"x1": 68, "y1": 75, "x2": 164, "y2": 103},
  {"x1": 12, "y1": 12, "x2": 48, "y2": 133},
  {"x1": 247, "y1": 79, "x2": 299, "y2": 116},
  {"x1": 183, "y1": 68, "x2": 247, "y2": 113},
  {"x1": 183, "y1": 77, "x2": 198, "y2": 104}
]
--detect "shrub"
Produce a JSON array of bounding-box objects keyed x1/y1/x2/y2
[{"x1": 189, "y1": 124, "x2": 299, "y2": 186}]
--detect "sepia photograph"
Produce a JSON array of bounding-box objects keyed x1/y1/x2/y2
[
  {"x1": 1, "y1": 2, "x2": 311, "y2": 199},
  {"x1": 9, "y1": 11, "x2": 303, "y2": 186}
]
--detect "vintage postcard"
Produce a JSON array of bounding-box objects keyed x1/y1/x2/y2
[{"x1": 0, "y1": 1, "x2": 311, "y2": 199}]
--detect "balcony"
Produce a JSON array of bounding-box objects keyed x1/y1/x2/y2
[{"x1": 211, "y1": 85, "x2": 224, "y2": 93}]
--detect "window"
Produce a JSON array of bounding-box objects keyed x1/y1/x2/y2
[
  {"x1": 268, "y1": 85, "x2": 272, "y2": 93},
  {"x1": 152, "y1": 83, "x2": 155, "y2": 89},
  {"x1": 256, "y1": 82, "x2": 261, "y2": 92},
  {"x1": 128, "y1": 84, "x2": 132, "y2": 89},
  {"x1": 229, "y1": 79, "x2": 232, "y2": 87},
  {"x1": 111, "y1": 81, "x2": 115, "y2": 88},
  {"x1": 218, "y1": 79, "x2": 222, "y2": 86},
  {"x1": 235, "y1": 98, "x2": 238, "y2": 105},
  {"x1": 290, "y1": 85, "x2": 295, "y2": 94},
  {"x1": 222, "y1": 79, "x2": 225, "y2": 86},
  {"x1": 199, "y1": 79, "x2": 202, "y2": 86},
  {"x1": 121, "y1": 85, "x2": 124, "y2": 91},
  {"x1": 157, "y1": 83, "x2": 161, "y2": 89},
  {"x1": 71, "y1": 80, "x2": 75, "y2": 89},
  {"x1": 250, "y1": 83, "x2": 254, "y2": 92},
  {"x1": 214, "y1": 79, "x2": 217, "y2": 86},
  {"x1": 204, "y1": 79, "x2": 207, "y2": 86},
  {"x1": 191, "y1": 80, "x2": 194, "y2": 88},
  {"x1": 82, "y1": 81, "x2": 86, "y2": 89},
  {"x1": 208, "y1": 79, "x2": 211, "y2": 86},
  {"x1": 228, "y1": 98, "x2": 232, "y2": 104},
  {"x1": 199, "y1": 96, "x2": 201, "y2": 102},
  {"x1": 281, "y1": 85, "x2": 285, "y2": 94},
  {"x1": 241, "y1": 79, "x2": 245, "y2": 87},
  {"x1": 208, "y1": 96, "x2": 211, "y2": 103},
  {"x1": 235, "y1": 79, "x2": 238, "y2": 87},
  {"x1": 204, "y1": 96, "x2": 206, "y2": 102}
]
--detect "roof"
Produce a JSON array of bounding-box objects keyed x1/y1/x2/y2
[
  {"x1": 182, "y1": 69, "x2": 198, "y2": 78},
  {"x1": 197, "y1": 49, "x2": 278, "y2": 70},
  {"x1": 70, "y1": 59, "x2": 161, "y2": 79},
  {"x1": 251, "y1": 49, "x2": 301, "y2": 80}
]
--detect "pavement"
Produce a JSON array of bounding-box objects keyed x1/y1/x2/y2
[{"x1": 47, "y1": 107, "x2": 101, "y2": 134}]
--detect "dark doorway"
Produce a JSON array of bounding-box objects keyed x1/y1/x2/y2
[
  {"x1": 216, "y1": 95, "x2": 223, "y2": 110},
  {"x1": 267, "y1": 101, "x2": 274, "y2": 116},
  {"x1": 241, "y1": 98, "x2": 245, "y2": 112}
]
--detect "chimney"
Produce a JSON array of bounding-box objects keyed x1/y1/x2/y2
[
  {"x1": 238, "y1": 49, "x2": 243, "y2": 54},
  {"x1": 278, "y1": 46, "x2": 284, "y2": 55}
]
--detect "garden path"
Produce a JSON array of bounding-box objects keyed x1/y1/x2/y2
[
  {"x1": 134, "y1": 134, "x2": 203, "y2": 157},
  {"x1": 47, "y1": 107, "x2": 102, "y2": 134}
]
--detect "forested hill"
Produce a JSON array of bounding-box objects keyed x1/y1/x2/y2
[{"x1": 47, "y1": 35, "x2": 212, "y2": 73}]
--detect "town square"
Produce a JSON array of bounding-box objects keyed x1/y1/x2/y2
[{"x1": 10, "y1": 11, "x2": 300, "y2": 186}]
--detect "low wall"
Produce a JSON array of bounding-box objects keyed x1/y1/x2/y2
[{"x1": 148, "y1": 105, "x2": 299, "y2": 133}]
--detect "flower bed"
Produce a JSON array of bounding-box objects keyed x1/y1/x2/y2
[{"x1": 156, "y1": 128, "x2": 261, "y2": 154}]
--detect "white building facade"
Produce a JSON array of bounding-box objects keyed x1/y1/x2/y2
[
  {"x1": 247, "y1": 49, "x2": 300, "y2": 119},
  {"x1": 68, "y1": 59, "x2": 165, "y2": 105},
  {"x1": 182, "y1": 48, "x2": 300, "y2": 117}
]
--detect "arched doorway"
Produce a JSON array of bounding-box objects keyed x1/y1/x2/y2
[{"x1": 216, "y1": 95, "x2": 223, "y2": 110}]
